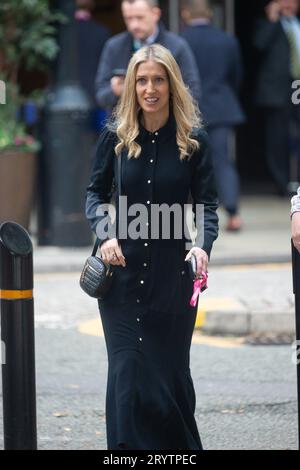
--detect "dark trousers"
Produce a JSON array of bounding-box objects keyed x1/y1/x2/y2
[
  {"x1": 263, "y1": 103, "x2": 300, "y2": 194},
  {"x1": 207, "y1": 126, "x2": 240, "y2": 215}
]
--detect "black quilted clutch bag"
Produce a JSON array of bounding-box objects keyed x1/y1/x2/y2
[{"x1": 80, "y1": 238, "x2": 114, "y2": 299}]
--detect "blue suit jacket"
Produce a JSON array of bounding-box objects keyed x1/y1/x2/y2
[{"x1": 181, "y1": 24, "x2": 245, "y2": 127}]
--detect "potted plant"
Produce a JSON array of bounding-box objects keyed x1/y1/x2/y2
[{"x1": 0, "y1": 0, "x2": 65, "y2": 230}]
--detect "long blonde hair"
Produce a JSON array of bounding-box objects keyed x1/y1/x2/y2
[{"x1": 110, "y1": 44, "x2": 203, "y2": 161}]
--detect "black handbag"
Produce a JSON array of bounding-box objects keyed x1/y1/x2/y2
[{"x1": 79, "y1": 151, "x2": 122, "y2": 299}]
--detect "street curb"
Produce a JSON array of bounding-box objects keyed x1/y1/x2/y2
[{"x1": 195, "y1": 309, "x2": 295, "y2": 336}]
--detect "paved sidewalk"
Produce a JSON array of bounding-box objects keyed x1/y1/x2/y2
[{"x1": 29, "y1": 195, "x2": 296, "y2": 337}]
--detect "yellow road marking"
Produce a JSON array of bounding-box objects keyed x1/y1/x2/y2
[
  {"x1": 78, "y1": 318, "x2": 103, "y2": 337},
  {"x1": 79, "y1": 298, "x2": 244, "y2": 336},
  {"x1": 78, "y1": 317, "x2": 243, "y2": 348},
  {"x1": 195, "y1": 308, "x2": 206, "y2": 328},
  {"x1": 198, "y1": 297, "x2": 244, "y2": 311}
]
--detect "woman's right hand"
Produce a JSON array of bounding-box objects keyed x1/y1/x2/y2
[{"x1": 99, "y1": 238, "x2": 126, "y2": 267}]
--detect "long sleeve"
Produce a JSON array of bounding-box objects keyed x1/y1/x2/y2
[
  {"x1": 85, "y1": 127, "x2": 116, "y2": 244},
  {"x1": 253, "y1": 18, "x2": 282, "y2": 52},
  {"x1": 190, "y1": 129, "x2": 219, "y2": 258},
  {"x1": 95, "y1": 42, "x2": 119, "y2": 109}
]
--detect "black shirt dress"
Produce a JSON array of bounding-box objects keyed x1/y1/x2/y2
[{"x1": 85, "y1": 113, "x2": 219, "y2": 450}]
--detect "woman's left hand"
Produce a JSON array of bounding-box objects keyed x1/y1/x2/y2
[{"x1": 185, "y1": 247, "x2": 208, "y2": 277}]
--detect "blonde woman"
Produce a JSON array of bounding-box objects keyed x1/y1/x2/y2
[{"x1": 85, "y1": 44, "x2": 219, "y2": 450}]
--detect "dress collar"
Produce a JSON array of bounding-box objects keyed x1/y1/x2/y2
[{"x1": 137, "y1": 112, "x2": 177, "y2": 142}]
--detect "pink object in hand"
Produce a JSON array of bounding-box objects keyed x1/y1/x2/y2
[{"x1": 189, "y1": 272, "x2": 208, "y2": 307}]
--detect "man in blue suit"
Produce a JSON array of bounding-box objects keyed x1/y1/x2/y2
[
  {"x1": 181, "y1": 0, "x2": 245, "y2": 231},
  {"x1": 95, "y1": 0, "x2": 201, "y2": 112}
]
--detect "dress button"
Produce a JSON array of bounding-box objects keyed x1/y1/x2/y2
[
  {"x1": 146, "y1": 222, "x2": 149, "y2": 226},
  {"x1": 155, "y1": 132, "x2": 158, "y2": 136},
  {"x1": 144, "y1": 263, "x2": 147, "y2": 267},
  {"x1": 148, "y1": 180, "x2": 151, "y2": 184},
  {"x1": 150, "y1": 159, "x2": 154, "y2": 163},
  {"x1": 144, "y1": 242, "x2": 148, "y2": 246},
  {"x1": 152, "y1": 140, "x2": 155, "y2": 143},
  {"x1": 137, "y1": 318, "x2": 140, "y2": 322},
  {"x1": 140, "y1": 280, "x2": 144, "y2": 284},
  {"x1": 139, "y1": 337, "x2": 143, "y2": 342},
  {"x1": 137, "y1": 299, "x2": 140, "y2": 303},
  {"x1": 181, "y1": 270, "x2": 185, "y2": 275},
  {"x1": 147, "y1": 200, "x2": 150, "y2": 205}
]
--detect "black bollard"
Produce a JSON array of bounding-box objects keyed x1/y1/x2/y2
[
  {"x1": 292, "y1": 240, "x2": 300, "y2": 450},
  {"x1": 0, "y1": 221, "x2": 37, "y2": 450}
]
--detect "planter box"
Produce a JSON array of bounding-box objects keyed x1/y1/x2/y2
[{"x1": 0, "y1": 151, "x2": 37, "y2": 231}]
